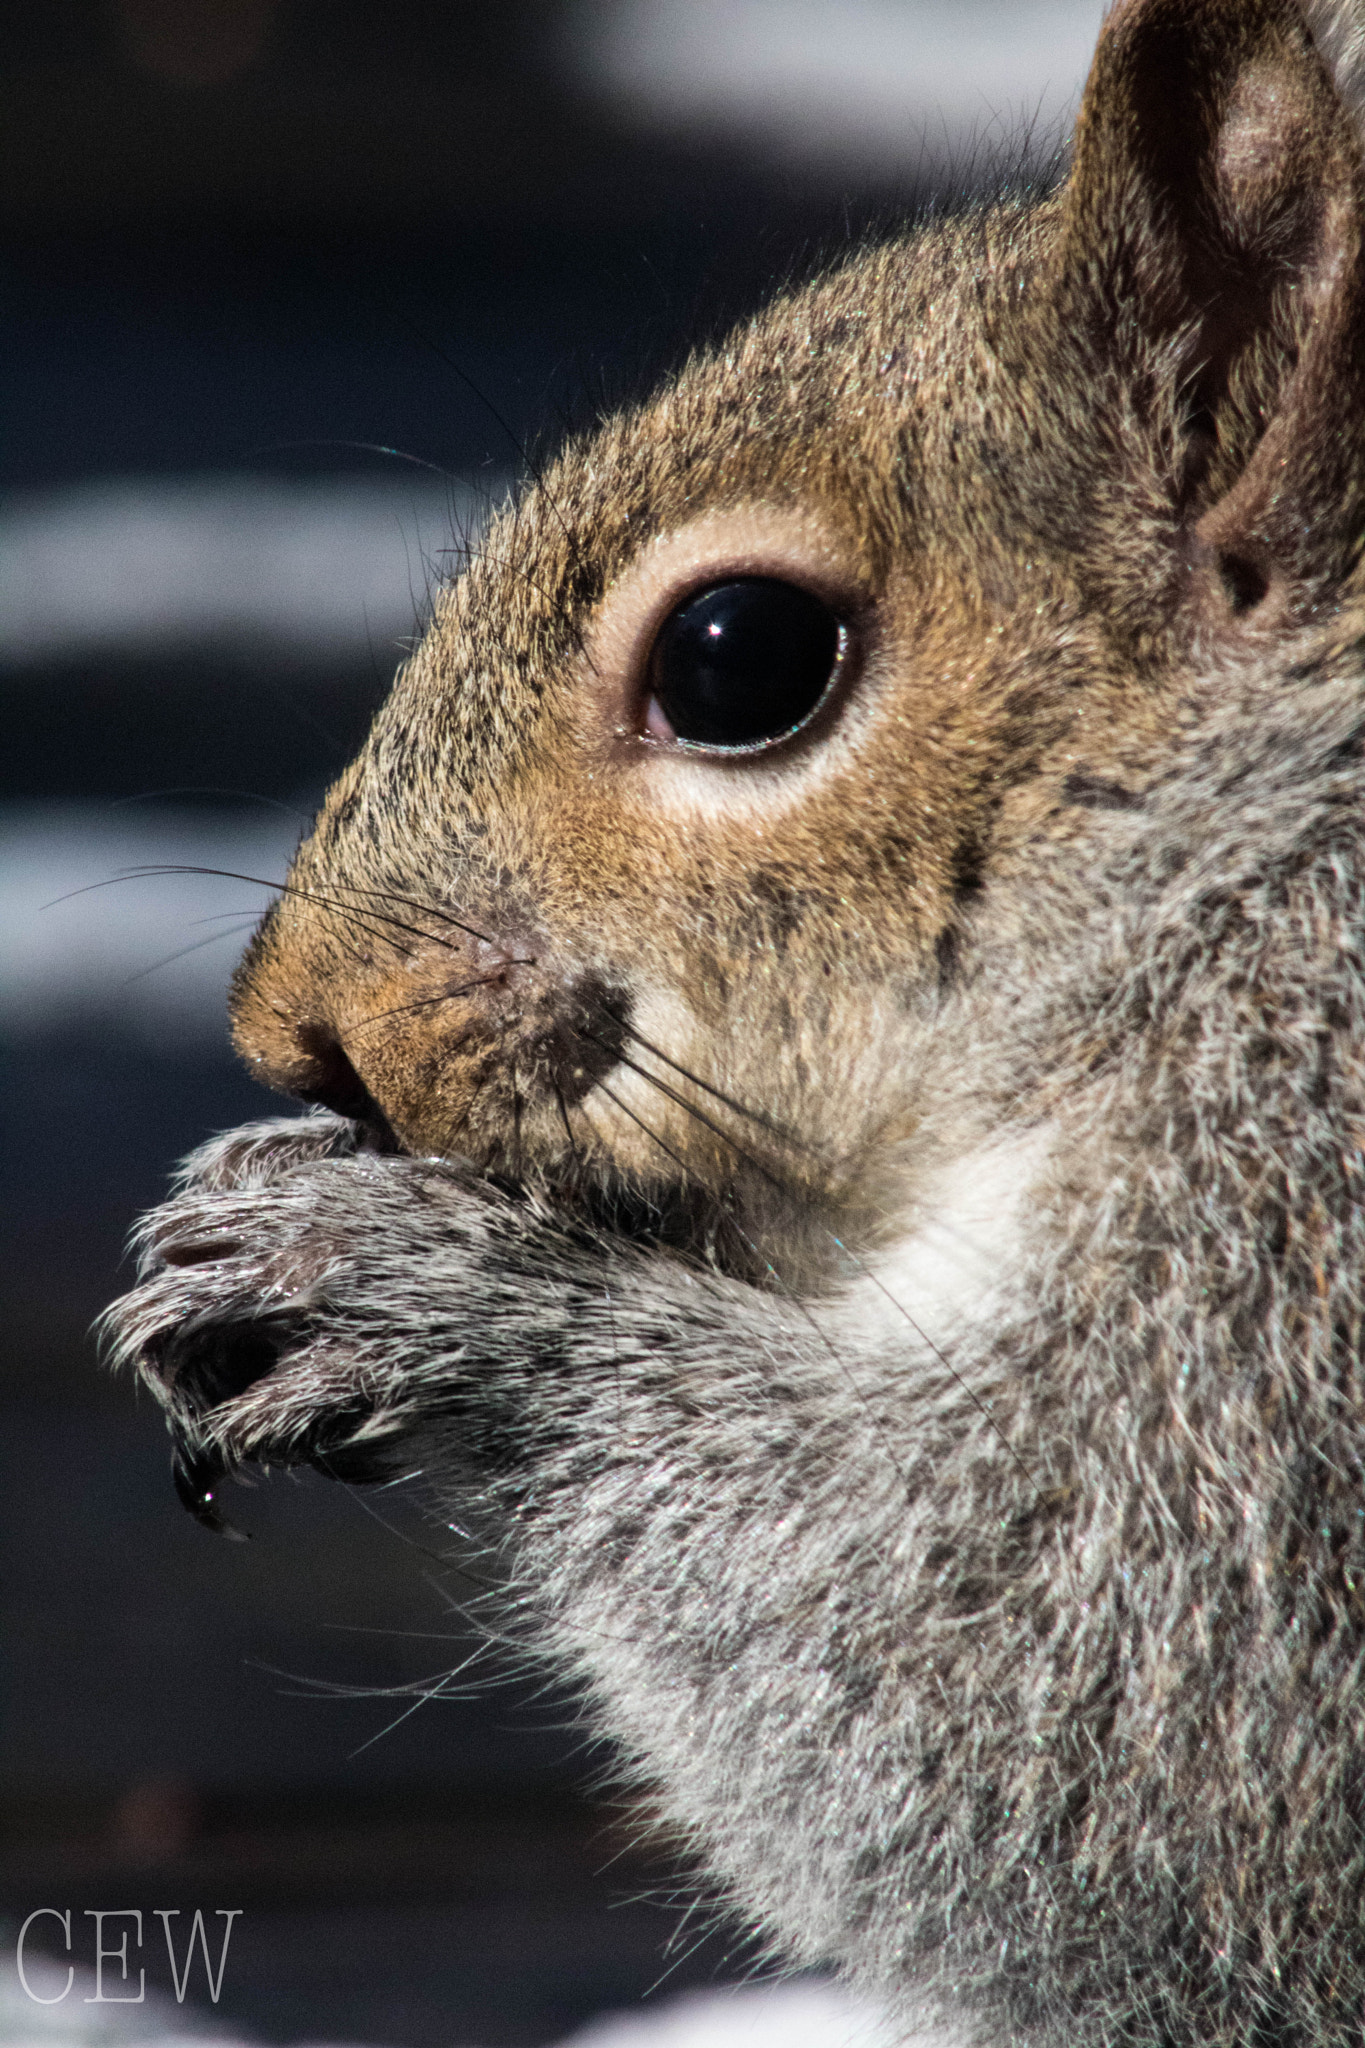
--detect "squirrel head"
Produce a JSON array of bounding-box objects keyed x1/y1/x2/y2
[{"x1": 228, "y1": 0, "x2": 1365, "y2": 1253}]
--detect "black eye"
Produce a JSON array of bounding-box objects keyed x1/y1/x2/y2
[{"x1": 647, "y1": 577, "x2": 843, "y2": 751}]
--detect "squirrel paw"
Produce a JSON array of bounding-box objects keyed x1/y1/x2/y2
[{"x1": 101, "y1": 1110, "x2": 431, "y2": 1533}]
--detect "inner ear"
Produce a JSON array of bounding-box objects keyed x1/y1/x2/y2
[{"x1": 1061, "y1": 0, "x2": 1365, "y2": 615}]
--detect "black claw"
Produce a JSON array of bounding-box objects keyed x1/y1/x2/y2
[{"x1": 171, "y1": 1443, "x2": 251, "y2": 1541}]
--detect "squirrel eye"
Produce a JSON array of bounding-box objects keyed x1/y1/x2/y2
[{"x1": 646, "y1": 577, "x2": 843, "y2": 751}]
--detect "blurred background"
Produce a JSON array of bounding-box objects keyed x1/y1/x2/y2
[{"x1": 2, "y1": 3, "x2": 1103, "y2": 2041}]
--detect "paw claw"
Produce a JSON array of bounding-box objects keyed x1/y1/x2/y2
[{"x1": 171, "y1": 1442, "x2": 251, "y2": 1541}]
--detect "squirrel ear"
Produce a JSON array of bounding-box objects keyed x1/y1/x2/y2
[{"x1": 1061, "y1": 0, "x2": 1365, "y2": 616}]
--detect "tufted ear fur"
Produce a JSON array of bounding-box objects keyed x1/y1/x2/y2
[{"x1": 1062, "y1": 0, "x2": 1365, "y2": 625}]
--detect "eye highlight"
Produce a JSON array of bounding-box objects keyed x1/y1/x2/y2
[{"x1": 646, "y1": 577, "x2": 844, "y2": 751}]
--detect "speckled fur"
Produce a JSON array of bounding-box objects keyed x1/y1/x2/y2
[{"x1": 105, "y1": 2, "x2": 1365, "y2": 2041}]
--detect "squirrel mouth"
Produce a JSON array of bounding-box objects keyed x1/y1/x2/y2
[{"x1": 290, "y1": 1024, "x2": 405, "y2": 1149}]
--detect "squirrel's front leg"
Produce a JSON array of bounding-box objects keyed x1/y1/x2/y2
[
  {"x1": 103, "y1": 1113, "x2": 1014, "y2": 2001},
  {"x1": 102, "y1": 1109, "x2": 809, "y2": 1531}
]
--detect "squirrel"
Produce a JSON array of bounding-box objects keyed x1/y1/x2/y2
[{"x1": 103, "y1": 1, "x2": 1365, "y2": 2040}]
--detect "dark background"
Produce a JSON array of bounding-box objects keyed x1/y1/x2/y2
[{"x1": 1, "y1": 4, "x2": 1096, "y2": 2040}]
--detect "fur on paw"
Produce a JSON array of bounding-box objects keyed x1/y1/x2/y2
[{"x1": 101, "y1": 1112, "x2": 425, "y2": 1533}]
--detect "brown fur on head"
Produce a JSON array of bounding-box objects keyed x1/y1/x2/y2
[{"x1": 230, "y1": 0, "x2": 1365, "y2": 1258}]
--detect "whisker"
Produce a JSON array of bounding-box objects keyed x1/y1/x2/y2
[
  {"x1": 825, "y1": 1228, "x2": 1045, "y2": 1506},
  {"x1": 284, "y1": 876, "x2": 515, "y2": 954},
  {"x1": 179, "y1": 909, "x2": 284, "y2": 929},
  {"x1": 167, "y1": 878, "x2": 421, "y2": 970},
  {"x1": 586, "y1": 1034, "x2": 792, "y2": 1192},
  {"x1": 108, "y1": 788, "x2": 312, "y2": 818},
  {"x1": 402, "y1": 328, "x2": 601, "y2": 677},
  {"x1": 453, "y1": 543, "x2": 597, "y2": 633},
  {"x1": 246, "y1": 438, "x2": 460, "y2": 479},
  {"x1": 332, "y1": 1482, "x2": 506, "y2": 1592},
  {"x1": 552, "y1": 1077, "x2": 580, "y2": 1161},
  {"x1": 554, "y1": 1079, "x2": 623, "y2": 1420},
  {"x1": 121, "y1": 867, "x2": 476, "y2": 957},
  {"x1": 716, "y1": 1218, "x2": 921, "y2": 1506},
  {"x1": 344, "y1": 975, "x2": 512, "y2": 1038},
  {"x1": 123, "y1": 920, "x2": 263, "y2": 984},
  {"x1": 319, "y1": 1620, "x2": 490, "y2": 1642},
  {"x1": 596, "y1": 1078, "x2": 693, "y2": 1182},
  {"x1": 603, "y1": 1069, "x2": 1038, "y2": 1505},
  {"x1": 343, "y1": 1675, "x2": 468, "y2": 1756},
  {"x1": 59, "y1": 867, "x2": 502, "y2": 970},
  {"x1": 436, "y1": 1017, "x2": 510, "y2": 1163},
  {"x1": 43, "y1": 867, "x2": 409, "y2": 975},
  {"x1": 609, "y1": 1040, "x2": 921, "y2": 1530},
  {"x1": 593, "y1": 1001, "x2": 817, "y2": 1157},
  {"x1": 641, "y1": 1912, "x2": 731, "y2": 2001},
  {"x1": 406, "y1": 333, "x2": 591, "y2": 613},
  {"x1": 510, "y1": 1052, "x2": 525, "y2": 1180}
]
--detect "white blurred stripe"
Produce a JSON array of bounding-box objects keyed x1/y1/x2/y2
[
  {"x1": 571, "y1": 0, "x2": 1105, "y2": 174},
  {"x1": 0, "y1": 1962, "x2": 907, "y2": 2046},
  {"x1": 559, "y1": 1980, "x2": 912, "y2": 2046},
  {"x1": 1, "y1": 805, "x2": 300, "y2": 1040},
  {"x1": 0, "y1": 475, "x2": 504, "y2": 666}
]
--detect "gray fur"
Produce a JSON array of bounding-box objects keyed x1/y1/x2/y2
[{"x1": 106, "y1": 655, "x2": 1365, "y2": 2046}]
